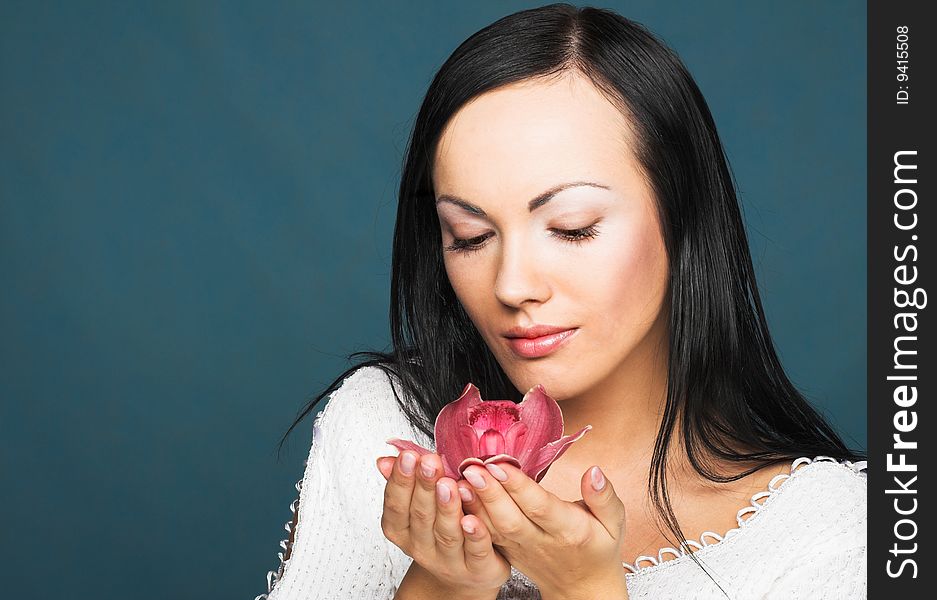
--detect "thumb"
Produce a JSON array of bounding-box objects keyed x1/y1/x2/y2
[
  {"x1": 580, "y1": 466, "x2": 625, "y2": 540},
  {"x1": 376, "y1": 456, "x2": 395, "y2": 480}
]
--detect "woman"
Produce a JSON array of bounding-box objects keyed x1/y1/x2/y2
[{"x1": 257, "y1": 4, "x2": 866, "y2": 599}]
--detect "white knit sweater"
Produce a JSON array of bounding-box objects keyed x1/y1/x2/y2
[{"x1": 256, "y1": 366, "x2": 867, "y2": 600}]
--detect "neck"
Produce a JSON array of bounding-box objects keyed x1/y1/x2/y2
[{"x1": 553, "y1": 317, "x2": 688, "y2": 481}]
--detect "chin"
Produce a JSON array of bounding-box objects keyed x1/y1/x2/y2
[
  {"x1": 510, "y1": 371, "x2": 576, "y2": 402},
  {"x1": 495, "y1": 347, "x2": 588, "y2": 396}
]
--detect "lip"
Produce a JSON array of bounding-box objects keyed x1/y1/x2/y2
[
  {"x1": 504, "y1": 324, "x2": 575, "y2": 339},
  {"x1": 505, "y1": 328, "x2": 578, "y2": 359}
]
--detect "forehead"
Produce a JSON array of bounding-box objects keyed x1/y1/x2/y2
[{"x1": 432, "y1": 73, "x2": 637, "y2": 197}]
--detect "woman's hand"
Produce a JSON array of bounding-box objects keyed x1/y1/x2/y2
[
  {"x1": 455, "y1": 462, "x2": 628, "y2": 600},
  {"x1": 375, "y1": 451, "x2": 511, "y2": 597}
]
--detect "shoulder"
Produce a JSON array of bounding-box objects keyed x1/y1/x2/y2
[
  {"x1": 308, "y1": 364, "x2": 433, "y2": 518},
  {"x1": 748, "y1": 457, "x2": 867, "y2": 596},
  {"x1": 260, "y1": 366, "x2": 426, "y2": 599},
  {"x1": 316, "y1": 364, "x2": 411, "y2": 429},
  {"x1": 779, "y1": 455, "x2": 866, "y2": 510},
  {"x1": 315, "y1": 363, "x2": 433, "y2": 450},
  {"x1": 619, "y1": 456, "x2": 867, "y2": 596},
  {"x1": 755, "y1": 456, "x2": 866, "y2": 552}
]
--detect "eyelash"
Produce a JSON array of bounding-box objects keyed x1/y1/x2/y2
[{"x1": 443, "y1": 223, "x2": 602, "y2": 256}]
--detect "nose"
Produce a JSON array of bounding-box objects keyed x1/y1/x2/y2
[{"x1": 492, "y1": 234, "x2": 551, "y2": 308}]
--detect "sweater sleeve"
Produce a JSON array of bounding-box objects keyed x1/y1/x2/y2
[{"x1": 256, "y1": 366, "x2": 429, "y2": 600}]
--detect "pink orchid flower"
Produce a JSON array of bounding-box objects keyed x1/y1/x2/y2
[{"x1": 386, "y1": 382, "x2": 591, "y2": 483}]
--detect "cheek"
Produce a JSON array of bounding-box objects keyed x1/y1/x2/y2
[
  {"x1": 444, "y1": 256, "x2": 472, "y2": 296},
  {"x1": 443, "y1": 256, "x2": 491, "y2": 318},
  {"x1": 585, "y1": 218, "x2": 668, "y2": 330}
]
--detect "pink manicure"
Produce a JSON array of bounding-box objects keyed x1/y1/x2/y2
[
  {"x1": 436, "y1": 481, "x2": 451, "y2": 503},
  {"x1": 459, "y1": 486, "x2": 474, "y2": 503},
  {"x1": 463, "y1": 467, "x2": 487, "y2": 489},
  {"x1": 400, "y1": 452, "x2": 416, "y2": 475},
  {"x1": 485, "y1": 463, "x2": 508, "y2": 482}
]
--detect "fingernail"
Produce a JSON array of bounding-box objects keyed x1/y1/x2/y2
[
  {"x1": 436, "y1": 481, "x2": 451, "y2": 503},
  {"x1": 463, "y1": 468, "x2": 487, "y2": 489},
  {"x1": 461, "y1": 520, "x2": 476, "y2": 535},
  {"x1": 458, "y1": 486, "x2": 474, "y2": 503},
  {"x1": 421, "y1": 462, "x2": 436, "y2": 479},
  {"x1": 485, "y1": 463, "x2": 508, "y2": 482},
  {"x1": 590, "y1": 466, "x2": 606, "y2": 491},
  {"x1": 400, "y1": 452, "x2": 416, "y2": 475}
]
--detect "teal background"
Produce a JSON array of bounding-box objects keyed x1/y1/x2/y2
[{"x1": 0, "y1": 2, "x2": 866, "y2": 598}]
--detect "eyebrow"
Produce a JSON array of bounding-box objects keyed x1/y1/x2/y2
[{"x1": 435, "y1": 181, "x2": 611, "y2": 216}]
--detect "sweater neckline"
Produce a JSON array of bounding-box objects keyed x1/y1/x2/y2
[{"x1": 619, "y1": 455, "x2": 867, "y2": 576}]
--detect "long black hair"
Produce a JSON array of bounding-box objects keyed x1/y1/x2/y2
[{"x1": 278, "y1": 2, "x2": 865, "y2": 589}]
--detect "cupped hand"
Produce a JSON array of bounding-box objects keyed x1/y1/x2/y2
[
  {"x1": 455, "y1": 462, "x2": 628, "y2": 597},
  {"x1": 375, "y1": 452, "x2": 511, "y2": 594}
]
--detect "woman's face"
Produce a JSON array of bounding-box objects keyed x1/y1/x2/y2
[{"x1": 432, "y1": 72, "x2": 670, "y2": 402}]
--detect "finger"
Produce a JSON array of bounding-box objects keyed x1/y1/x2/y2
[
  {"x1": 462, "y1": 465, "x2": 538, "y2": 543},
  {"x1": 409, "y1": 453, "x2": 444, "y2": 551},
  {"x1": 381, "y1": 451, "x2": 417, "y2": 538},
  {"x1": 460, "y1": 514, "x2": 498, "y2": 571},
  {"x1": 456, "y1": 480, "x2": 498, "y2": 539},
  {"x1": 581, "y1": 466, "x2": 626, "y2": 540},
  {"x1": 483, "y1": 462, "x2": 565, "y2": 533},
  {"x1": 432, "y1": 477, "x2": 465, "y2": 562},
  {"x1": 376, "y1": 456, "x2": 395, "y2": 480}
]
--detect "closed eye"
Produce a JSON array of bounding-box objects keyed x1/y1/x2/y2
[{"x1": 443, "y1": 223, "x2": 601, "y2": 256}]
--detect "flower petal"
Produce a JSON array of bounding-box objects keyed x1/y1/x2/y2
[
  {"x1": 459, "y1": 423, "x2": 481, "y2": 451},
  {"x1": 457, "y1": 454, "x2": 522, "y2": 477},
  {"x1": 458, "y1": 456, "x2": 487, "y2": 474},
  {"x1": 386, "y1": 437, "x2": 460, "y2": 479},
  {"x1": 385, "y1": 438, "x2": 433, "y2": 457},
  {"x1": 503, "y1": 421, "x2": 528, "y2": 459},
  {"x1": 482, "y1": 454, "x2": 522, "y2": 469},
  {"x1": 521, "y1": 425, "x2": 592, "y2": 483},
  {"x1": 512, "y1": 384, "x2": 565, "y2": 464},
  {"x1": 436, "y1": 424, "x2": 480, "y2": 480},
  {"x1": 434, "y1": 383, "x2": 483, "y2": 465},
  {"x1": 440, "y1": 453, "x2": 460, "y2": 480}
]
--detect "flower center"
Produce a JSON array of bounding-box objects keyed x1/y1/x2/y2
[
  {"x1": 477, "y1": 429, "x2": 506, "y2": 459},
  {"x1": 468, "y1": 401, "x2": 520, "y2": 431}
]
